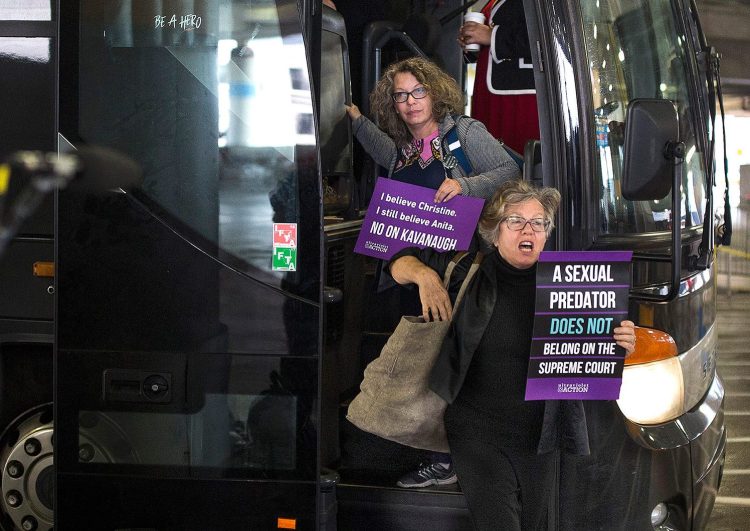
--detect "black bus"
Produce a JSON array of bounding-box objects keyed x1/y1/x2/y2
[{"x1": 0, "y1": 1, "x2": 725, "y2": 529}]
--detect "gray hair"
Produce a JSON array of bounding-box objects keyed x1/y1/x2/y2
[{"x1": 478, "y1": 180, "x2": 561, "y2": 245}]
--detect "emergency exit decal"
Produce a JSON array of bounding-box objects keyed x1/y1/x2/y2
[{"x1": 272, "y1": 223, "x2": 297, "y2": 271}]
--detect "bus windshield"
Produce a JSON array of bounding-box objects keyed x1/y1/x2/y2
[{"x1": 580, "y1": 0, "x2": 707, "y2": 236}]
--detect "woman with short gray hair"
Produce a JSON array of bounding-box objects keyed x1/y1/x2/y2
[
  {"x1": 478, "y1": 178, "x2": 560, "y2": 245},
  {"x1": 388, "y1": 179, "x2": 636, "y2": 529}
]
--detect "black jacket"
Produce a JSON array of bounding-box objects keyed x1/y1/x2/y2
[{"x1": 388, "y1": 244, "x2": 591, "y2": 455}]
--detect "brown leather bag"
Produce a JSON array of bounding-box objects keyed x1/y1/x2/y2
[{"x1": 346, "y1": 252, "x2": 483, "y2": 452}]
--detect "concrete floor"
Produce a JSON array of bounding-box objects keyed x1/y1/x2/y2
[{"x1": 706, "y1": 290, "x2": 750, "y2": 530}]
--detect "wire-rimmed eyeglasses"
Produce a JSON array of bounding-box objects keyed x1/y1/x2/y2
[
  {"x1": 501, "y1": 215, "x2": 550, "y2": 232},
  {"x1": 392, "y1": 86, "x2": 428, "y2": 103}
]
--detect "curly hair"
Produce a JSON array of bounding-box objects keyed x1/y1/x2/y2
[
  {"x1": 478, "y1": 180, "x2": 561, "y2": 246},
  {"x1": 369, "y1": 57, "x2": 465, "y2": 147}
]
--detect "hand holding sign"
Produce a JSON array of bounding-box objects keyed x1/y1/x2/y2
[
  {"x1": 434, "y1": 177, "x2": 462, "y2": 203},
  {"x1": 613, "y1": 320, "x2": 637, "y2": 355},
  {"x1": 354, "y1": 178, "x2": 484, "y2": 260}
]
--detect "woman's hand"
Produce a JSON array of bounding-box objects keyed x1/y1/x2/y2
[
  {"x1": 613, "y1": 320, "x2": 636, "y2": 356},
  {"x1": 415, "y1": 268, "x2": 452, "y2": 322},
  {"x1": 434, "y1": 178, "x2": 462, "y2": 203},
  {"x1": 390, "y1": 256, "x2": 452, "y2": 321},
  {"x1": 346, "y1": 104, "x2": 361, "y2": 121},
  {"x1": 458, "y1": 21, "x2": 493, "y2": 50}
]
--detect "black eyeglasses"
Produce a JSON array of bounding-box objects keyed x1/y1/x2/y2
[
  {"x1": 391, "y1": 86, "x2": 428, "y2": 103},
  {"x1": 502, "y1": 216, "x2": 550, "y2": 232}
]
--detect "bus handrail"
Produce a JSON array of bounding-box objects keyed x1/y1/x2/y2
[{"x1": 361, "y1": 21, "x2": 427, "y2": 116}]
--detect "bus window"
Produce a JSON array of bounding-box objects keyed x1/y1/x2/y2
[
  {"x1": 0, "y1": 0, "x2": 51, "y2": 20},
  {"x1": 77, "y1": 0, "x2": 316, "y2": 295},
  {"x1": 580, "y1": 0, "x2": 706, "y2": 235},
  {"x1": 59, "y1": 0, "x2": 321, "y2": 485}
]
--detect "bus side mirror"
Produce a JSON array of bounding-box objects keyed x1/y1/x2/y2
[
  {"x1": 621, "y1": 99, "x2": 678, "y2": 200},
  {"x1": 621, "y1": 98, "x2": 684, "y2": 303}
]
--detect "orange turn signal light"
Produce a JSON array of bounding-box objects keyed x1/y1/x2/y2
[
  {"x1": 277, "y1": 517, "x2": 297, "y2": 529},
  {"x1": 33, "y1": 261, "x2": 55, "y2": 278},
  {"x1": 624, "y1": 326, "x2": 678, "y2": 366}
]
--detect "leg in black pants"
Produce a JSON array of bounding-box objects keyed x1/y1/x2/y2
[{"x1": 447, "y1": 424, "x2": 557, "y2": 530}]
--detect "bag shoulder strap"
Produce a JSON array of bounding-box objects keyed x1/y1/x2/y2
[
  {"x1": 442, "y1": 251, "x2": 468, "y2": 287},
  {"x1": 446, "y1": 115, "x2": 524, "y2": 172},
  {"x1": 445, "y1": 116, "x2": 473, "y2": 175},
  {"x1": 452, "y1": 252, "x2": 484, "y2": 318},
  {"x1": 498, "y1": 140, "x2": 525, "y2": 169}
]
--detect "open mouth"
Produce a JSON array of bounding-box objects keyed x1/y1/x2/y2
[{"x1": 519, "y1": 241, "x2": 534, "y2": 252}]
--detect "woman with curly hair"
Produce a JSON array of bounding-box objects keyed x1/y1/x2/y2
[
  {"x1": 346, "y1": 57, "x2": 519, "y2": 203},
  {"x1": 347, "y1": 56, "x2": 521, "y2": 490}
]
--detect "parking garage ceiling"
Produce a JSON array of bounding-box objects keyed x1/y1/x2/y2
[{"x1": 696, "y1": 0, "x2": 750, "y2": 114}]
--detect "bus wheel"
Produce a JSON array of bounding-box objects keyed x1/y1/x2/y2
[{"x1": 0, "y1": 404, "x2": 53, "y2": 531}]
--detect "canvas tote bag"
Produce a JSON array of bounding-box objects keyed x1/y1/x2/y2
[{"x1": 346, "y1": 252, "x2": 483, "y2": 452}]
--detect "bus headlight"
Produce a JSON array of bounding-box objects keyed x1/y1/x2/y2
[
  {"x1": 617, "y1": 357, "x2": 684, "y2": 424},
  {"x1": 650, "y1": 502, "x2": 669, "y2": 526},
  {"x1": 616, "y1": 326, "x2": 684, "y2": 425}
]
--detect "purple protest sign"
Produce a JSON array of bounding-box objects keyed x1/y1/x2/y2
[
  {"x1": 525, "y1": 250, "x2": 633, "y2": 401},
  {"x1": 354, "y1": 178, "x2": 484, "y2": 260}
]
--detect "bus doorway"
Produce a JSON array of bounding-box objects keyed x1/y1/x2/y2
[{"x1": 319, "y1": 1, "x2": 726, "y2": 530}]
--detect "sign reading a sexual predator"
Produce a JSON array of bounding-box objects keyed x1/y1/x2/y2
[
  {"x1": 354, "y1": 178, "x2": 484, "y2": 260},
  {"x1": 525, "y1": 251, "x2": 633, "y2": 401}
]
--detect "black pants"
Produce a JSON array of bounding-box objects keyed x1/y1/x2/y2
[{"x1": 445, "y1": 407, "x2": 557, "y2": 531}]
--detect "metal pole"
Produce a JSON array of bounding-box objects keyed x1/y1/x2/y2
[{"x1": 744, "y1": 207, "x2": 748, "y2": 276}]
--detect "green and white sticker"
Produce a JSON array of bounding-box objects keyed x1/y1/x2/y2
[
  {"x1": 272, "y1": 223, "x2": 298, "y2": 271},
  {"x1": 272, "y1": 247, "x2": 297, "y2": 271}
]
